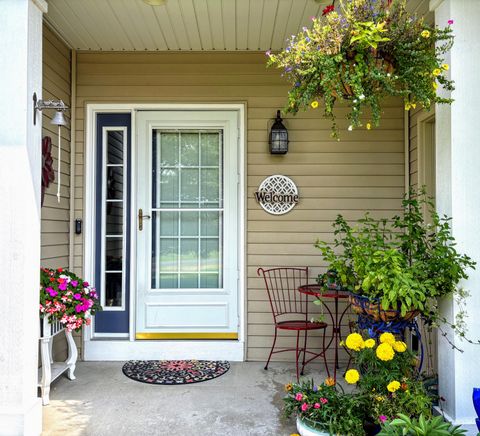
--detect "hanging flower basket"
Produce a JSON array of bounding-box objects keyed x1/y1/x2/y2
[
  {"x1": 267, "y1": 0, "x2": 454, "y2": 138},
  {"x1": 349, "y1": 293, "x2": 419, "y2": 323}
]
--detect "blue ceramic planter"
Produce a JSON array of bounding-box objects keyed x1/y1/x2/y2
[{"x1": 473, "y1": 387, "x2": 480, "y2": 431}]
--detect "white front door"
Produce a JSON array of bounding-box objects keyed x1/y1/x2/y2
[{"x1": 135, "y1": 111, "x2": 239, "y2": 339}]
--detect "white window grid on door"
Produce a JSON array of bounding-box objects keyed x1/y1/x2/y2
[
  {"x1": 101, "y1": 126, "x2": 127, "y2": 311},
  {"x1": 152, "y1": 129, "x2": 224, "y2": 290}
]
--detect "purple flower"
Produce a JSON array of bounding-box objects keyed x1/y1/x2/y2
[
  {"x1": 75, "y1": 304, "x2": 84, "y2": 313},
  {"x1": 46, "y1": 287, "x2": 58, "y2": 297},
  {"x1": 285, "y1": 66, "x2": 293, "y2": 72},
  {"x1": 313, "y1": 385, "x2": 318, "y2": 392},
  {"x1": 305, "y1": 37, "x2": 311, "y2": 42},
  {"x1": 265, "y1": 50, "x2": 271, "y2": 57},
  {"x1": 448, "y1": 19, "x2": 454, "y2": 25},
  {"x1": 58, "y1": 282, "x2": 67, "y2": 291},
  {"x1": 294, "y1": 82, "x2": 301, "y2": 87},
  {"x1": 379, "y1": 415, "x2": 388, "y2": 424},
  {"x1": 285, "y1": 47, "x2": 291, "y2": 52},
  {"x1": 71, "y1": 280, "x2": 78, "y2": 288},
  {"x1": 302, "y1": 26, "x2": 308, "y2": 32},
  {"x1": 73, "y1": 293, "x2": 82, "y2": 300}
]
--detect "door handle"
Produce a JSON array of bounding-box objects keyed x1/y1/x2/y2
[{"x1": 138, "y1": 208, "x2": 151, "y2": 231}]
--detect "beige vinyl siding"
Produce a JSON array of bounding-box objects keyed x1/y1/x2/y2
[
  {"x1": 75, "y1": 51, "x2": 405, "y2": 362},
  {"x1": 41, "y1": 24, "x2": 71, "y2": 270},
  {"x1": 41, "y1": 24, "x2": 73, "y2": 361}
]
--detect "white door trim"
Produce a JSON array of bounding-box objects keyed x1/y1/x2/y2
[{"x1": 83, "y1": 103, "x2": 246, "y2": 361}]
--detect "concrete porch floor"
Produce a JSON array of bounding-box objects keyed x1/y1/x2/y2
[
  {"x1": 42, "y1": 361, "x2": 478, "y2": 436},
  {"x1": 42, "y1": 361, "x2": 309, "y2": 436}
]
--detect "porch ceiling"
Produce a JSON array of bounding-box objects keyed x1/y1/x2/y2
[{"x1": 44, "y1": 0, "x2": 432, "y2": 52}]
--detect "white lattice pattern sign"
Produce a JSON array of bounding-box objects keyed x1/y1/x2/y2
[{"x1": 254, "y1": 175, "x2": 299, "y2": 215}]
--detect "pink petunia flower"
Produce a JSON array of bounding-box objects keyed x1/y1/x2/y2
[
  {"x1": 379, "y1": 415, "x2": 388, "y2": 424},
  {"x1": 73, "y1": 293, "x2": 82, "y2": 300},
  {"x1": 314, "y1": 403, "x2": 321, "y2": 409},
  {"x1": 301, "y1": 403, "x2": 309, "y2": 412},
  {"x1": 448, "y1": 19, "x2": 454, "y2": 25},
  {"x1": 295, "y1": 393, "x2": 303, "y2": 401},
  {"x1": 71, "y1": 280, "x2": 78, "y2": 288},
  {"x1": 58, "y1": 282, "x2": 67, "y2": 291},
  {"x1": 320, "y1": 398, "x2": 328, "y2": 405}
]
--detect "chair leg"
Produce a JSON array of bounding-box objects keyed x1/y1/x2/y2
[
  {"x1": 301, "y1": 329, "x2": 308, "y2": 376},
  {"x1": 322, "y1": 327, "x2": 330, "y2": 378},
  {"x1": 265, "y1": 327, "x2": 278, "y2": 370},
  {"x1": 295, "y1": 330, "x2": 301, "y2": 382}
]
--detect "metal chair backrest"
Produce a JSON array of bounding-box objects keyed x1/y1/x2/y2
[{"x1": 257, "y1": 267, "x2": 309, "y2": 323}]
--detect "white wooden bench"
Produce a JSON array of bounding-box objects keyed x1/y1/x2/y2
[{"x1": 38, "y1": 315, "x2": 78, "y2": 405}]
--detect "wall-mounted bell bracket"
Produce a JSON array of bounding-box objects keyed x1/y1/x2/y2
[{"x1": 33, "y1": 92, "x2": 68, "y2": 126}]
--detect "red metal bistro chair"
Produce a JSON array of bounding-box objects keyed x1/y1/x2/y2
[{"x1": 257, "y1": 267, "x2": 328, "y2": 381}]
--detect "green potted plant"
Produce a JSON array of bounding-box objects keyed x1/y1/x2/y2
[
  {"x1": 378, "y1": 414, "x2": 466, "y2": 435},
  {"x1": 315, "y1": 190, "x2": 475, "y2": 341},
  {"x1": 284, "y1": 378, "x2": 367, "y2": 435},
  {"x1": 267, "y1": 0, "x2": 454, "y2": 137}
]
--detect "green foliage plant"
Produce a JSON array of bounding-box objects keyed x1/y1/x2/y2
[
  {"x1": 283, "y1": 379, "x2": 367, "y2": 435},
  {"x1": 266, "y1": 0, "x2": 454, "y2": 138},
  {"x1": 315, "y1": 189, "x2": 476, "y2": 344},
  {"x1": 378, "y1": 413, "x2": 466, "y2": 435}
]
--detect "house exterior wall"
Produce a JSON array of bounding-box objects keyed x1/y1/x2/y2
[
  {"x1": 41, "y1": 24, "x2": 73, "y2": 361},
  {"x1": 41, "y1": 24, "x2": 71, "y2": 269},
  {"x1": 74, "y1": 51, "x2": 405, "y2": 361}
]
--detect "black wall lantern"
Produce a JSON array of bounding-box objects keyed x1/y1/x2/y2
[{"x1": 269, "y1": 110, "x2": 289, "y2": 155}]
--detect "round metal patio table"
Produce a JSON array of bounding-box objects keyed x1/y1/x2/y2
[{"x1": 298, "y1": 284, "x2": 351, "y2": 380}]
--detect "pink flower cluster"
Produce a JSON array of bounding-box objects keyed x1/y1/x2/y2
[
  {"x1": 40, "y1": 267, "x2": 100, "y2": 332},
  {"x1": 295, "y1": 392, "x2": 329, "y2": 413}
]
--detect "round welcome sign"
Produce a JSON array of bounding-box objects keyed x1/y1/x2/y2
[{"x1": 254, "y1": 175, "x2": 299, "y2": 215}]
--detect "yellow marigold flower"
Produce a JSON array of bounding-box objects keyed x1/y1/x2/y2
[
  {"x1": 376, "y1": 343, "x2": 395, "y2": 361},
  {"x1": 345, "y1": 369, "x2": 360, "y2": 384},
  {"x1": 364, "y1": 338, "x2": 376, "y2": 348},
  {"x1": 433, "y1": 81, "x2": 438, "y2": 90},
  {"x1": 442, "y1": 63, "x2": 450, "y2": 71},
  {"x1": 366, "y1": 123, "x2": 371, "y2": 130},
  {"x1": 375, "y1": 395, "x2": 384, "y2": 402},
  {"x1": 433, "y1": 68, "x2": 442, "y2": 76},
  {"x1": 421, "y1": 30, "x2": 431, "y2": 38},
  {"x1": 311, "y1": 101, "x2": 319, "y2": 109},
  {"x1": 379, "y1": 332, "x2": 395, "y2": 345},
  {"x1": 345, "y1": 333, "x2": 365, "y2": 351},
  {"x1": 393, "y1": 341, "x2": 407, "y2": 353},
  {"x1": 387, "y1": 380, "x2": 401, "y2": 393},
  {"x1": 325, "y1": 377, "x2": 336, "y2": 387},
  {"x1": 285, "y1": 383, "x2": 293, "y2": 392}
]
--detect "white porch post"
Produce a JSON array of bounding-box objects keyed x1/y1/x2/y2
[
  {"x1": 431, "y1": 0, "x2": 480, "y2": 426},
  {"x1": 0, "y1": 0, "x2": 47, "y2": 435}
]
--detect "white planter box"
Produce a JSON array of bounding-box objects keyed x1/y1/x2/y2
[{"x1": 296, "y1": 417, "x2": 330, "y2": 436}]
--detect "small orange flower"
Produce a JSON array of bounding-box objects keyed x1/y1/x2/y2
[
  {"x1": 285, "y1": 383, "x2": 293, "y2": 392},
  {"x1": 401, "y1": 382, "x2": 408, "y2": 391},
  {"x1": 325, "y1": 377, "x2": 336, "y2": 387}
]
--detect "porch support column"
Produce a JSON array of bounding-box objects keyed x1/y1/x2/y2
[
  {"x1": 430, "y1": 0, "x2": 480, "y2": 426},
  {"x1": 0, "y1": 0, "x2": 47, "y2": 434}
]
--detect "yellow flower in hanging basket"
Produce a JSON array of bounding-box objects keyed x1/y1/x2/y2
[
  {"x1": 421, "y1": 30, "x2": 431, "y2": 38},
  {"x1": 366, "y1": 123, "x2": 372, "y2": 130},
  {"x1": 433, "y1": 68, "x2": 442, "y2": 76},
  {"x1": 311, "y1": 101, "x2": 319, "y2": 109},
  {"x1": 442, "y1": 63, "x2": 450, "y2": 71}
]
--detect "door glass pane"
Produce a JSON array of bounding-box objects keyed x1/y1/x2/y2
[
  {"x1": 151, "y1": 129, "x2": 223, "y2": 289},
  {"x1": 106, "y1": 166, "x2": 123, "y2": 200},
  {"x1": 107, "y1": 131, "x2": 124, "y2": 164}
]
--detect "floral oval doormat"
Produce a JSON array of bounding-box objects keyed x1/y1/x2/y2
[{"x1": 122, "y1": 360, "x2": 230, "y2": 385}]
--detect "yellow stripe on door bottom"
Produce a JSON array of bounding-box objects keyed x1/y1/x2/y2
[{"x1": 135, "y1": 332, "x2": 239, "y2": 340}]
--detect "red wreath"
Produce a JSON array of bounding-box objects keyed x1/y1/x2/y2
[{"x1": 41, "y1": 136, "x2": 55, "y2": 206}]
